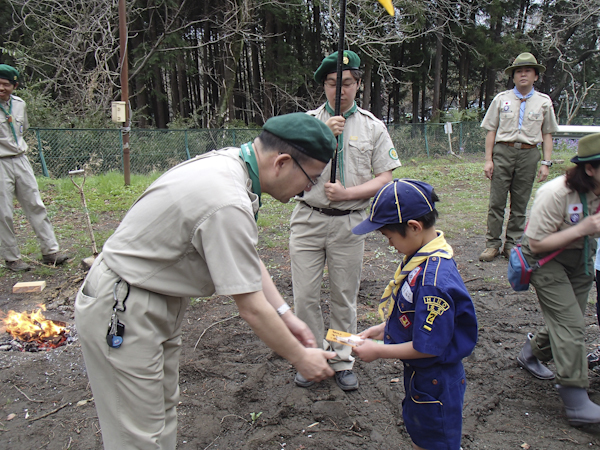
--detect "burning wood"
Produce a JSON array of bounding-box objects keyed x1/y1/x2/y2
[{"x1": 0, "y1": 305, "x2": 70, "y2": 350}]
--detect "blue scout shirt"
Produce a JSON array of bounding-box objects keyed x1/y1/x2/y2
[{"x1": 384, "y1": 255, "x2": 478, "y2": 368}]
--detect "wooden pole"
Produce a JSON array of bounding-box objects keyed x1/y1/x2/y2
[{"x1": 118, "y1": 0, "x2": 131, "y2": 186}]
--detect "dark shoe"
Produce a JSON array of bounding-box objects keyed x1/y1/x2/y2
[
  {"x1": 517, "y1": 333, "x2": 555, "y2": 380},
  {"x1": 479, "y1": 248, "x2": 500, "y2": 262},
  {"x1": 42, "y1": 252, "x2": 69, "y2": 265},
  {"x1": 294, "y1": 372, "x2": 315, "y2": 388},
  {"x1": 557, "y1": 384, "x2": 600, "y2": 426},
  {"x1": 5, "y1": 259, "x2": 31, "y2": 272},
  {"x1": 588, "y1": 348, "x2": 600, "y2": 369},
  {"x1": 335, "y1": 370, "x2": 358, "y2": 391}
]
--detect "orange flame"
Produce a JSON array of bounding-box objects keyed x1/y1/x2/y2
[{"x1": 0, "y1": 305, "x2": 69, "y2": 344}]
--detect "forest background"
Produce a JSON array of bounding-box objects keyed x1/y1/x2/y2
[{"x1": 1, "y1": 0, "x2": 600, "y2": 131}]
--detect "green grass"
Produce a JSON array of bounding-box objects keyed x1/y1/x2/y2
[{"x1": 2, "y1": 153, "x2": 573, "y2": 276}]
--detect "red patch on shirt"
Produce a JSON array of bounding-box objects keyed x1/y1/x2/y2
[
  {"x1": 407, "y1": 267, "x2": 422, "y2": 287},
  {"x1": 399, "y1": 314, "x2": 412, "y2": 328}
]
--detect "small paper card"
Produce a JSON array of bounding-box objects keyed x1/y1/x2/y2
[{"x1": 326, "y1": 329, "x2": 364, "y2": 347}]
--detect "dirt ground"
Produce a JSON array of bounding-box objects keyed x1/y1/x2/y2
[{"x1": 2, "y1": 200, "x2": 600, "y2": 449}]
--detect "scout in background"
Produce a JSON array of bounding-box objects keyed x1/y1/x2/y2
[
  {"x1": 516, "y1": 133, "x2": 600, "y2": 426},
  {"x1": 351, "y1": 179, "x2": 478, "y2": 450}
]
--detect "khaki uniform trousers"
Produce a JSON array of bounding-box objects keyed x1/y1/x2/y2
[
  {"x1": 289, "y1": 203, "x2": 366, "y2": 370},
  {"x1": 528, "y1": 248, "x2": 594, "y2": 388},
  {"x1": 485, "y1": 143, "x2": 540, "y2": 250},
  {"x1": 0, "y1": 154, "x2": 58, "y2": 261},
  {"x1": 75, "y1": 255, "x2": 189, "y2": 450}
]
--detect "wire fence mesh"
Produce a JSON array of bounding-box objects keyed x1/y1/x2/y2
[{"x1": 24, "y1": 123, "x2": 488, "y2": 178}]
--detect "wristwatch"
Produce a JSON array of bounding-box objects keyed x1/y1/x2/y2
[{"x1": 541, "y1": 160, "x2": 553, "y2": 167}]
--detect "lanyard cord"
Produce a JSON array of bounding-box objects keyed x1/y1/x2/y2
[{"x1": 0, "y1": 99, "x2": 19, "y2": 146}]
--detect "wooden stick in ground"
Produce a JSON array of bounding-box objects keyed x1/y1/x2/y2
[{"x1": 69, "y1": 169, "x2": 98, "y2": 256}]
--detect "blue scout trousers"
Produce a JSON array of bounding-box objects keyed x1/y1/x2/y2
[{"x1": 403, "y1": 362, "x2": 466, "y2": 450}]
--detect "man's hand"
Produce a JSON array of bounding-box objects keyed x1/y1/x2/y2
[
  {"x1": 280, "y1": 312, "x2": 317, "y2": 348},
  {"x1": 484, "y1": 160, "x2": 494, "y2": 180},
  {"x1": 294, "y1": 348, "x2": 336, "y2": 382},
  {"x1": 325, "y1": 116, "x2": 345, "y2": 137},
  {"x1": 324, "y1": 180, "x2": 348, "y2": 202},
  {"x1": 537, "y1": 164, "x2": 549, "y2": 182}
]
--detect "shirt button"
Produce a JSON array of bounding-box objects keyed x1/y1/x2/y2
[
  {"x1": 432, "y1": 256, "x2": 437, "y2": 261},
  {"x1": 386, "y1": 335, "x2": 391, "y2": 340},
  {"x1": 432, "y1": 379, "x2": 438, "y2": 385},
  {"x1": 401, "y1": 303, "x2": 404, "y2": 308},
  {"x1": 461, "y1": 379, "x2": 465, "y2": 384},
  {"x1": 414, "y1": 395, "x2": 420, "y2": 400}
]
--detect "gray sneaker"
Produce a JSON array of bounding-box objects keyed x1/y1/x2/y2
[
  {"x1": 294, "y1": 372, "x2": 315, "y2": 388},
  {"x1": 5, "y1": 259, "x2": 31, "y2": 272},
  {"x1": 335, "y1": 370, "x2": 358, "y2": 391}
]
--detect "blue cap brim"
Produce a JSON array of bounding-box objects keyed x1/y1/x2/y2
[{"x1": 352, "y1": 218, "x2": 385, "y2": 235}]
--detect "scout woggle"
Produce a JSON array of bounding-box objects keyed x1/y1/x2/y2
[{"x1": 106, "y1": 279, "x2": 129, "y2": 348}]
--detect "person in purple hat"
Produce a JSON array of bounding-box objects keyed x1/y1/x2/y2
[{"x1": 352, "y1": 178, "x2": 478, "y2": 450}]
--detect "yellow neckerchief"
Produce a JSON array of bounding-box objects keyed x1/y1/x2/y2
[{"x1": 379, "y1": 231, "x2": 453, "y2": 320}]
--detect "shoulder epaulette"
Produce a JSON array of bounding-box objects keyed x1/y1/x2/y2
[{"x1": 422, "y1": 256, "x2": 443, "y2": 287}]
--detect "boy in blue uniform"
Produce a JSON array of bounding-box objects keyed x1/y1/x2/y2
[{"x1": 352, "y1": 179, "x2": 478, "y2": 450}]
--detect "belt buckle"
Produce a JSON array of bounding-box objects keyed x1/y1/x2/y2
[{"x1": 514, "y1": 142, "x2": 522, "y2": 149}]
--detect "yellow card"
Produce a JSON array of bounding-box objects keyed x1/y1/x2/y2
[{"x1": 326, "y1": 329, "x2": 364, "y2": 347}]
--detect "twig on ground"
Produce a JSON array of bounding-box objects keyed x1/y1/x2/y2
[
  {"x1": 463, "y1": 277, "x2": 482, "y2": 283},
  {"x1": 13, "y1": 384, "x2": 44, "y2": 403},
  {"x1": 194, "y1": 314, "x2": 240, "y2": 350},
  {"x1": 28, "y1": 402, "x2": 69, "y2": 422}
]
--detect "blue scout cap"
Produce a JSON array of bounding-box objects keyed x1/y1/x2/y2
[
  {"x1": 352, "y1": 179, "x2": 436, "y2": 235},
  {"x1": 0, "y1": 64, "x2": 19, "y2": 85},
  {"x1": 263, "y1": 112, "x2": 336, "y2": 163}
]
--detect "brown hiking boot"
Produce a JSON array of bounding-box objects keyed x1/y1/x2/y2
[
  {"x1": 479, "y1": 248, "x2": 500, "y2": 262},
  {"x1": 42, "y1": 252, "x2": 70, "y2": 266},
  {"x1": 5, "y1": 259, "x2": 31, "y2": 272}
]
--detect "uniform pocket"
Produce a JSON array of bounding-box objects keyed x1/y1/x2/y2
[{"x1": 347, "y1": 139, "x2": 371, "y2": 176}]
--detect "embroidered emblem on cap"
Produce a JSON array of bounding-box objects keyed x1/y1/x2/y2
[{"x1": 343, "y1": 56, "x2": 349, "y2": 65}]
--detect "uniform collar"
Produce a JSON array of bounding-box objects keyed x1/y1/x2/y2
[
  {"x1": 325, "y1": 101, "x2": 357, "y2": 119},
  {"x1": 239, "y1": 142, "x2": 262, "y2": 216}
]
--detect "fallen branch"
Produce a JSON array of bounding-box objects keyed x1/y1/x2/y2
[
  {"x1": 13, "y1": 384, "x2": 44, "y2": 403},
  {"x1": 194, "y1": 314, "x2": 240, "y2": 350},
  {"x1": 28, "y1": 403, "x2": 69, "y2": 422}
]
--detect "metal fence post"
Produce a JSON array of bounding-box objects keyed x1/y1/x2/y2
[
  {"x1": 118, "y1": 129, "x2": 124, "y2": 172},
  {"x1": 36, "y1": 129, "x2": 49, "y2": 177},
  {"x1": 459, "y1": 122, "x2": 463, "y2": 153},
  {"x1": 424, "y1": 123, "x2": 429, "y2": 157},
  {"x1": 184, "y1": 129, "x2": 191, "y2": 160}
]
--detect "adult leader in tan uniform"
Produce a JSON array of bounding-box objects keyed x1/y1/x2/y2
[
  {"x1": 479, "y1": 52, "x2": 559, "y2": 262},
  {"x1": 0, "y1": 64, "x2": 68, "y2": 271},
  {"x1": 75, "y1": 113, "x2": 337, "y2": 450},
  {"x1": 290, "y1": 51, "x2": 400, "y2": 391}
]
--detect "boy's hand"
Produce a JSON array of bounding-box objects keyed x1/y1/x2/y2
[
  {"x1": 357, "y1": 323, "x2": 385, "y2": 340},
  {"x1": 352, "y1": 339, "x2": 382, "y2": 363}
]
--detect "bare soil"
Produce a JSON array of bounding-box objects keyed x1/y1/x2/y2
[{"x1": 2, "y1": 203, "x2": 600, "y2": 450}]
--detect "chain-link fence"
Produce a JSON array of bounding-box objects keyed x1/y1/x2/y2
[{"x1": 25, "y1": 123, "x2": 487, "y2": 178}]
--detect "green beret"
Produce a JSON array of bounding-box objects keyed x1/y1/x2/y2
[
  {"x1": 0, "y1": 64, "x2": 19, "y2": 85},
  {"x1": 314, "y1": 50, "x2": 361, "y2": 83},
  {"x1": 263, "y1": 113, "x2": 336, "y2": 163},
  {"x1": 571, "y1": 133, "x2": 600, "y2": 164}
]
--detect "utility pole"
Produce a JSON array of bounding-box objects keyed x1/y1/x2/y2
[{"x1": 118, "y1": 0, "x2": 131, "y2": 185}]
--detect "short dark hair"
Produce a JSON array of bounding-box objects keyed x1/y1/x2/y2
[
  {"x1": 565, "y1": 161, "x2": 600, "y2": 194},
  {"x1": 511, "y1": 67, "x2": 539, "y2": 78},
  {"x1": 323, "y1": 69, "x2": 363, "y2": 85},
  {"x1": 379, "y1": 190, "x2": 440, "y2": 237},
  {"x1": 258, "y1": 130, "x2": 311, "y2": 164}
]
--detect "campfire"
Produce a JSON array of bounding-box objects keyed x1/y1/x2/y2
[{"x1": 0, "y1": 305, "x2": 70, "y2": 351}]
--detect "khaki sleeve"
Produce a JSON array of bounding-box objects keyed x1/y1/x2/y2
[
  {"x1": 371, "y1": 122, "x2": 401, "y2": 174},
  {"x1": 541, "y1": 100, "x2": 559, "y2": 135},
  {"x1": 525, "y1": 187, "x2": 565, "y2": 241},
  {"x1": 480, "y1": 95, "x2": 501, "y2": 132}
]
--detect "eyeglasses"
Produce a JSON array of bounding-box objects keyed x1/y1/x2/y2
[
  {"x1": 289, "y1": 154, "x2": 319, "y2": 186},
  {"x1": 324, "y1": 80, "x2": 358, "y2": 89}
]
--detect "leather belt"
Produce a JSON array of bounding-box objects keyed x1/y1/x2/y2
[
  {"x1": 497, "y1": 141, "x2": 538, "y2": 149},
  {"x1": 302, "y1": 202, "x2": 354, "y2": 216}
]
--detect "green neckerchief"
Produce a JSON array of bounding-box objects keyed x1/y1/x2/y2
[
  {"x1": 240, "y1": 142, "x2": 261, "y2": 220},
  {"x1": 379, "y1": 231, "x2": 453, "y2": 320},
  {"x1": 0, "y1": 98, "x2": 19, "y2": 146},
  {"x1": 325, "y1": 101, "x2": 358, "y2": 186},
  {"x1": 579, "y1": 192, "x2": 590, "y2": 276}
]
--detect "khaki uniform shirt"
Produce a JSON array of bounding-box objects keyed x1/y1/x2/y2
[
  {"x1": 0, "y1": 95, "x2": 29, "y2": 157},
  {"x1": 526, "y1": 175, "x2": 600, "y2": 249},
  {"x1": 480, "y1": 89, "x2": 558, "y2": 145},
  {"x1": 301, "y1": 103, "x2": 400, "y2": 210},
  {"x1": 103, "y1": 147, "x2": 263, "y2": 297}
]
